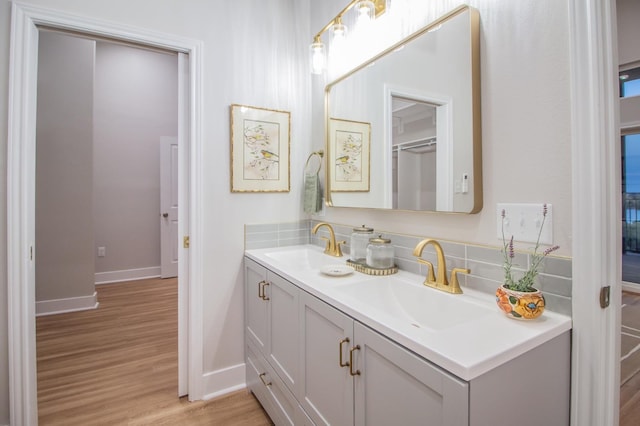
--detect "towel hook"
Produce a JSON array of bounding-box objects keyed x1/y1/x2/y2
[{"x1": 305, "y1": 150, "x2": 324, "y2": 175}]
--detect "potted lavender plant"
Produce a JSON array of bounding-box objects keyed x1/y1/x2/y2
[{"x1": 495, "y1": 204, "x2": 559, "y2": 320}]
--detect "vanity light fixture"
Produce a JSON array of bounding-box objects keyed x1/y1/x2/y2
[
  {"x1": 309, "y1": 0, "x2": 386, "y2": 74},
  {"x1": 310, "y1": 35, "x2": 326, "y2": 75}
]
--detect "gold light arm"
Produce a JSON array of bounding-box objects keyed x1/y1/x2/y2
[{"x1": 312, "y1": 0, "x2": 386, "y2": 46}]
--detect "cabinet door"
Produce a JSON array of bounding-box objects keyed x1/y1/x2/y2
[
  {"x1": 245, "y1": 258, "x2": 269, "y2": 355},
  {"x1": 353, "y1": 322, "x2": 469, "y2": 426},
  {"x1": 300, "y1": 292, "x2": 354, "y2": 426},
  {"x1": 267, "y1": 271, "x2": 301, "y2": 395}
]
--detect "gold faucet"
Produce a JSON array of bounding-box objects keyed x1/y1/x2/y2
[
  {"x1": 412, "y1": 239, "x2": 470, "y2": 294},
  {"x1": 312, "y1": 222, "x2": 345, "y2": 257}
]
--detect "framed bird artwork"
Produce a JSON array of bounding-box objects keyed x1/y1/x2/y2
[
  {"x1": 230, "y1": 104, "x2": 290, "y2": 192},
  {"x1": 328, "y1": 117, "x2": 370, "y2": 192}
]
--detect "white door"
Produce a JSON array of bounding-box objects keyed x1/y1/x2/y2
[{"x1": 160, "y1": 136, "x2": 179, "y2": 278}]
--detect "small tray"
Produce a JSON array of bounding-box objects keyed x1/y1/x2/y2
[
  {"x1": 320, "y1": 264, "x2": 355, "y2": 277},
  {"x1": 346, "y1": 259, "x2": 398, "y2": 276}
]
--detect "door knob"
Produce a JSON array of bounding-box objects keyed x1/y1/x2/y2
[{"x1": 162, "y1": 213, "x2": 169, "y2": 218}]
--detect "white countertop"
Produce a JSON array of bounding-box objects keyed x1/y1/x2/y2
[{"x1": 245, "y1": 244, "x2": 572, "y2": 382}]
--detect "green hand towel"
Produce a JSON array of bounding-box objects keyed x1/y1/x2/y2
[{"x1": 304, "y1": 173, "x2": 320, "y2": 214}]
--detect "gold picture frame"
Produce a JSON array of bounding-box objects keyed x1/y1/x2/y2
[
  {"x1": 230, "y1": 104, "x2": 290, "y2": 192},
  {"x1": 328, "y1": 117, "x2": 371, "y2": 192}
]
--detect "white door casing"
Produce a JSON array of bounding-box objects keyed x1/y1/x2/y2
[
  {"x1": 7, "y1": 3, "x2": 205, "y2": 424},
  {"x1": 177, "y1": 51, "x2": 191, "y2": 398},
  {"x1": 161, "y1": 136, "x2": 179, "y2": 279},
  {"x1": 569, "y1": 0, "x2": 621, "y2": 425}
]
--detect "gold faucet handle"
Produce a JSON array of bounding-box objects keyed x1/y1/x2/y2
[
  {"x1": 319, "y1": 236, "x2": 332, "y2": 254},
  {"x1": 416, "y1": 258, "x2": 436, "y2": 283},
  {"x1": 449, "y1": 268, "x2": 470, "y2": 293},
  {"x1": 335, "y1": 240, "x2": 346, "y2": 257}
]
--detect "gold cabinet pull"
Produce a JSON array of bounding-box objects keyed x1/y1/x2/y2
[
  {"x1": 259, "y1": 372, "x2": 272, "y2": 387},
  {"x1": 349, "y1": 345, "x2": 361, "y2": 376},
  {"x1": 258, "y1": 280, "x2": 270, "y2": 301},
  {"x1": 339, "y1": 338, "x2": 350, "y2": 367}
]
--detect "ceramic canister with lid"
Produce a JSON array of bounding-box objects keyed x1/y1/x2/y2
[
  {"x1": 350, "y1": 225, "x2": 374, "y2": 262},
  {"x1": 366, "y1": 235, "x2": 395, "y2": 269}
]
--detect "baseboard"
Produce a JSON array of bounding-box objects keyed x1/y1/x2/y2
[
  {"x1": 202, "y1": 363, "x2": 246, "y2": 401},
  {"x1": 95, "y1": 266, "x2": 161, "y2": 284},
  {"x1": 36, "y1": 292, "x2": 99, "y2": 316}
]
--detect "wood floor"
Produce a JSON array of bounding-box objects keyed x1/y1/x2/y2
[
  {"x1": 36, "y1": 278, "x2": 273, "y2": 426},
  {"x1": 622, "y1": 291, "x2": 640, "y2": 426}
]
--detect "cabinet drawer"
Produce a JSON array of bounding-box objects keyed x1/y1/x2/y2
[{"x1": 246, "y1": 342, "x2": 298, "y2": 426}]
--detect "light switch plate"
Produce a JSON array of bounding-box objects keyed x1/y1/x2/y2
[{"x1": 497, "y1": 203, "x2": 553, "y2": 245}]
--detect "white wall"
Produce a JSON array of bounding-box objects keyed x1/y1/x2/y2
[
  {"x1": 36, "y1": 32, "x2": 96, "y2": 302},
  {"x1": 0, "y1": 0, "x2": 311, "y2": 420},
  {"x1": 312, "y1": 0, "x2": 572, "y2": 257},
  {"x1": 0, "y1": 0, "x2": 575, "y2": 422},
  {"x1": 93, "y1": 41, "x2": 178, "y2": 275},
  {"x1": 0, "y1": 0, "x2": 11, "y2": 419}
]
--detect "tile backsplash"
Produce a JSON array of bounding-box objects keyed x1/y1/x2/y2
[{"x1": 245, "y1": 219, "x2": 572, "y2": 316}]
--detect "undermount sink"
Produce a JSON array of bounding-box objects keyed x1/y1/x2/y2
[
  {"x1": 263, "y1": 246, "x2": 335, "y2": 269},
  {"x1": 335, "y1": 276, "x2": 494, "y2": 332}
]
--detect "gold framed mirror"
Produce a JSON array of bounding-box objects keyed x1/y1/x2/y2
[{"x1": 325, "y1": 5, "x2": 481, "y2": 213}]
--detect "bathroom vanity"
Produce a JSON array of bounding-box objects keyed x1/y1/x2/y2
[{"x1": 244, "y1": 245, "x2": 571, "y2": 426}]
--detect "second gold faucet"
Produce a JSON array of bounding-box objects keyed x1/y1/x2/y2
[{"x1": 412, "y1": 239, "x2": 470, "y2": 294}]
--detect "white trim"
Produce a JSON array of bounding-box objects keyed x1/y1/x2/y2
[
  {"x1": 35, "y1": 292, "x2": 99, "y2": 316},
  {"x1": 94, "y1": 266, "x2": 161, "y2": 284},
  {"x1": 569, "y1": 0, "x2": 620, "y2": 425},
  {"x1": 177, "y1": 51, "x2": 190, "y2": 398},
  {"x1": 383, "y1": 85, "x2": 453, "y2": 210},
  {"x1": 201, "y1": 364, "x2": 247, "y2": 401},
  {"x1": 7, "y1": 3, "x2": 205, "y2": 424},
  {"x1": 622, "y1": 281, "x2": 640, "y2": 294}
]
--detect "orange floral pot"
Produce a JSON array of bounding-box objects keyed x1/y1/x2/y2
[{"x1": 495, "y1": 285, "x2": 545, "y2": 320}]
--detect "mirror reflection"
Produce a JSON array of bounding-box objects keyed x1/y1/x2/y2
[{"x1": 325, "y1": 6, "x2": 481, "y2": 213}]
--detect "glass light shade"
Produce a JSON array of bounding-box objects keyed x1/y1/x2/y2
[
  {"x1": 332, "y1": 22, "x2": 347, "y2": 40},
  {"x1": 356, "y1": 0, "x2": 375, "y2": 22},
  {"x1": 310, "y1": 41, "x2": 326, "y2": 74}
]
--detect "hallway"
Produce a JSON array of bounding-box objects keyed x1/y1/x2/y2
[{"x1": 36, "y1": 278, "x2": 272, "y2": 425}]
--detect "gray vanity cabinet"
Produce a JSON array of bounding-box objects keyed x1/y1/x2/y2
[
  {"x1": 353, "y1": 322, "x2": 468, "y2": 426},
  {"x1": 299, "y1": 292, "x2": 355, "y2": 425},
  {"x1": 244, "y1": 257, "x2": 570, "y2": 426},
  {"x1": 244, "y1": 259, "x2": 301, "y2": 403},
  {"x1": 300, "y1": 291, "x2": 467, "y2": 426}
]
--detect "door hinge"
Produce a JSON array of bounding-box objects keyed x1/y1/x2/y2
[
  {"x1": 599, "y1": 286, "x2": 610, "y2": 309},
  {"x1": 183, "y1": 236, "x2": 190, "y2": 249},
  {"x1": 30, "y1": 246, "x2": 33, "y2": 261}
]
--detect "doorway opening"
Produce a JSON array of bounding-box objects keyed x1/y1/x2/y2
[
  {"x1": 33, "y1": 30, "x2": 183, "y2": 421},
  {"x1": 7, "y1": 5, "x2": 204, "y2": 424}
]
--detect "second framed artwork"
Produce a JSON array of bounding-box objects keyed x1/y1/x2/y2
[
  {"x1": 328, "y1": 117, "x2": 371, "y2": 192},
  {"x1": 230, "y1": 104, "x2": 290, "y2": 192}
]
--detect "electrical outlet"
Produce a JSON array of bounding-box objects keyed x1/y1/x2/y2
[
  {"x1": 497, "y1": 203, "x2": 553, "y2": 245},
  {"x1": 97, "y1": 246, "x2": 106, "y2": 257}
]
